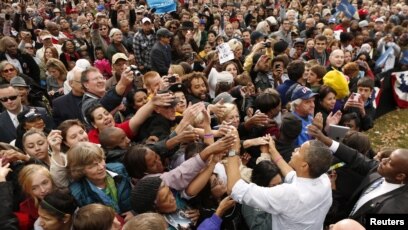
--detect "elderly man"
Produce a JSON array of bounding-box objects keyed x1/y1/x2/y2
[
  {"x1": 226, "y1": 133, "x2": 333, "y2": 230},
  {"x1": 308, "y1": 125, "x2": 408, "y2": 224},
  {"x1": 52, "y1": 68, "x2": 85, "y2": 126},
  {"x1": 300, "y1": 17, "x2": 316, "y2": 38},
  {"x1": 289, "y1": 86, "x2": 319, "y2": 146},
  {"x1": 81, "y1": 67, "x2": 134, "y2": 125}
]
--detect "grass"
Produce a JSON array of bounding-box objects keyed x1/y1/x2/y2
[{"x1": 366, "y1": 108, "x2": 408, "y2": 151}]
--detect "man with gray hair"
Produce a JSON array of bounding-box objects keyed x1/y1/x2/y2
[
  {"x1": 300, "y1": 17, "x2": 316, "y2": 38},
  {"x1": 290, "y1": 86, "x2": 318, "y2": 146},
  {"x1": 52, "y1": 68, "x2": 85, "y2": 126}
]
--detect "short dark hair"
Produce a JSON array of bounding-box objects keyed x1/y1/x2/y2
[
  {"x1": 254, "y1": 91, "x2": 281, "y2": 113},
  {"x1": 340, "y1": 112, "x2": 362, "y2": 131},
  {"x1": 287, "y1": 60, "x2": 305, "y2": 81},
  {"x1": 342, "y1": 131, "x2": 372, "y2": 156},
  {"x1": 272, "y1": 54, "x2": 290, "y2": 68},
  {"x1": 310, "y1": 65, "x2": 327, "y2": 80},
  {"x1": 304, "y1": 140, "x2": 333, "y2": 178},
  {"x1": 99, "y1": 127, "x2": 122, "y2": 149},
  {"x1": 357, "y1": 77, "x2": 374, "y2": 90},
  {"x1": 315, "y1": 35, "x2": 327, "y2": 43},
  {"x1": 40, "y1": 190, "x2": 77, "y2": 219},
  {"x1": 251, "y1": 161, "x2": 281, "y2": 187},
  {"x1": 84, "y1": 103, "x2": 103, "y2": 125},
  {"x1": 340, "y1": 32, "x2": 354, "y2": 43}
]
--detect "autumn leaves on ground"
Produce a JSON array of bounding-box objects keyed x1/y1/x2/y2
[{"x1": 366, "y1": 109, "x2": 408, "y2": 151}]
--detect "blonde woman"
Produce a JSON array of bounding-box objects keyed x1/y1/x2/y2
[
  {"x1": 18, "y1": 164, "x2": 55, "y2": 228},
  {"x1": 45, "y1": 58, "x2": 67, "y2": 98}
]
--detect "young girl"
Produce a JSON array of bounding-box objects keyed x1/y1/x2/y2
[
  {"x1": 93, "y1": 47, "x2": 112, "y2": 79},
  {"x1": 18, "y1": 164, "x2": 55, "y2": 229},
  {"x1": 307, "y1": 65, "x2": 327, "y2": 93}
]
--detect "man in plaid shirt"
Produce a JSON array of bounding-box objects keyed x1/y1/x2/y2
[{"x1": 133, "y1": 17, "x2": 156, "y2": 73}]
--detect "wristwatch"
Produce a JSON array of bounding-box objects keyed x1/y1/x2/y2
[{"x1": 228, "y1": 150, "x2": 237, "y2": 157}]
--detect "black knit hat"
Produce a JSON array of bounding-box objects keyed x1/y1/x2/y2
[{"x1": 131, "y1": 176, "x2": 163, "y2": 214}]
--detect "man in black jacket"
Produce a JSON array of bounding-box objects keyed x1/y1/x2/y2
[
  {"x1": 308, "y1": 124, "x2": 408, "y2": 224},
  {"x1": 150, "y1": 28, "x2": 173, "y2": 76},
  {"x1": 52, "y1": 68, "x2": 84, "y2": 126}
]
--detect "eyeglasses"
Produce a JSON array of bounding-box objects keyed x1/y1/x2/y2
[
  {"x1": 2, "y1": 68, "x2": 16, "y2": 73},
  {"x1": 99, "y1": 27, "x2": 108, "y2": 31},
  {"x1": 25, "y1": 46, "x2": 34, "y2": 49},
  {"x1": 170, "y1": 26, "x2": 177, "y2": 29},
  {"x1": 0, "y1": 95, "x2": 18, "y2": 102}
]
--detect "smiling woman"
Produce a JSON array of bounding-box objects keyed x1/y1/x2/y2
[
  {"x1": 67, "y1": 142, "x2": 133, "y2": 218},
  {"x1": 0, "y1": 61, "x2": 18, "y2": 83}
]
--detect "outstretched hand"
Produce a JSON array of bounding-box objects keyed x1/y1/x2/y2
[
  {"x1": 151, "y1": 92, "x2": 175, "y2": 107},
  {"x1": 200, "y1": 133, "x2": 236, "y2": 160}
]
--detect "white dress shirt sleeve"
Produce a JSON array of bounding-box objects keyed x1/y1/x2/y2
[
  {"x1": 231, "y1": 179, "x2": 296, "y2": 215},
  {"x1": 329, "y1": 140, "x2": 340, "y2": 153}
]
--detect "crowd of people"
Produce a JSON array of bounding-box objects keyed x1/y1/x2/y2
[{"x1": 0, "y1": 0, "x2": 408, "y2": 229}]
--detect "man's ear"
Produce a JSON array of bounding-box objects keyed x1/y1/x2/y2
[
  {"x1": 62, "y1": 214, "x2": 71, "y2": 224},
  {"x1": 396, "y1": 173, "x2": 406, "y2": 184}
]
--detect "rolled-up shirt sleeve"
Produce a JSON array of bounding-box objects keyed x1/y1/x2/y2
[{"x1": 230, "y1": 178, "x2": 295, "y2": 215}]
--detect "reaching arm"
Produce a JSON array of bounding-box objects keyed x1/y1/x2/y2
[
  {"x1": 268, "y1": 136, "x2": 294, "y2": 178},
  {"x1": 129, "y1": 92, "x2": 175, "y2": 134},
  {"x1": 226, "y1": 128, "x2": 242, "y2": 194},
  {"x1": 185, "y1": 161, "x2": 216, "y2": 197}
]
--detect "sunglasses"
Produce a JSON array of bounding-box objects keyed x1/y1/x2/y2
[
  {"x1": 3, "y1": 68, "x2": 16, "y2": 73},
  {"x1": 99, "y1": 28, "x2": 108, "y2": 31},
  {"x1": 0, "y1": 95, "x2": 18, "y2": 102}
]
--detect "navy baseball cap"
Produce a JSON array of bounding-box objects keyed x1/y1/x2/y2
[{"x1": 291, "y1": 86, "x2": 318, "y2": 101}]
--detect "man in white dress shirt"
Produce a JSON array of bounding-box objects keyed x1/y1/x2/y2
[{"x1": 226, "y1": 131, "x2": 333, "y2": 230}]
